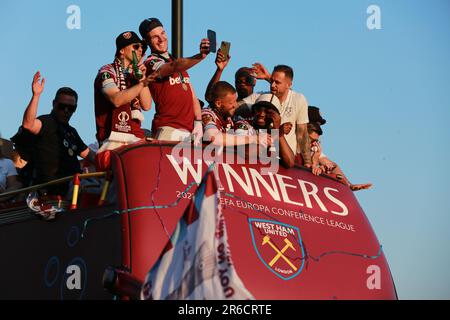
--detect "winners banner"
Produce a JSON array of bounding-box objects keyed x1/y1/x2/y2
[{"x1": 112, "y1": 141, "x2": 396, "y2": 300}]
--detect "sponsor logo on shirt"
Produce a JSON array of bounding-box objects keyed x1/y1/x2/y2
[{"x1": 169, "y1": 76, "x2": 190, "y2": 86}]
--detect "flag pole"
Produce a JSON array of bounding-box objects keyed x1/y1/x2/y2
[{"x1": 172, "y1": 0, "x2": 183, "y2": 59}]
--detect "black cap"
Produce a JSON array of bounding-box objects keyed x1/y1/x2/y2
[
  {"x1": 116, "y1": 31, "x2": 146, "y2": 53},
  {"x1": 139, "y1": 18, "x2": 163, "y2": 39},
  {"x1": 308, "y1": 106, "x2": 326, "y2": 125}
]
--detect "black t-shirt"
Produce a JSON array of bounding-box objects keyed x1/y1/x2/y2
[{"x1": 34, "y1": 113, "x2": 87, "y2": 184}]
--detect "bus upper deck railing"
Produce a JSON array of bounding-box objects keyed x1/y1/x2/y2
[{"x1": 0, "y1": 171, "x2": 112, "y2": 210}]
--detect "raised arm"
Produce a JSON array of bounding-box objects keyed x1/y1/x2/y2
[
  {"x1": 157, "y1": 38, "x2": 210, "y2": 78},
  {"x1": 204, "y1": 128, "x2": 269, "y2": 147},
  {"x1": 252, "y1": 62, "x2": 271, "y2": 83},
  {"x1": 22, "y1": 71, "x2": 45, "y2": 135},
  {"x1": 205, "y1": 49, "x2": 230, "y2": 103}
]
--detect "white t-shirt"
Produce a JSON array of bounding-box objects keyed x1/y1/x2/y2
[
  {"x1": 0, "y1": 158, "x2": 17, "y2": 190},
  {"x1": 243, "y1": 90, "x2": 309, "y2": 153}
]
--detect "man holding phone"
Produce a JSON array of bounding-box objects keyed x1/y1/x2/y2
[
  {"x1": 139, "y1": 18, "x2": 210, "y2": 143},
  {"x1": 204, "y1": 45, "x2": 256, "y2": 116}
]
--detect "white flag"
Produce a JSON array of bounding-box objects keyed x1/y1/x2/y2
[{"x1": 141, "y1": 170, "x2": 253, "y2": 300}]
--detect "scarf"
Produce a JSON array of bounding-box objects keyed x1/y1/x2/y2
[{"x1": 113, "y1": 58, "x2": 144, "y2": 121}]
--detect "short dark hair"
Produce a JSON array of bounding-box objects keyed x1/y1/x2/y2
[
  {"x1": 235, "y1": 67, "x2": 252, "y2": 79},
  {"x1": 235, "y1": 67, "x2": 256, "y2": 86},
  {"x1": 211, "y1": 81, "x2": 236, "y2": 103},
  {"x1": 55, "y1": 87, "x2": 78, "y2": 103},
  {"x1": 273, "y1": 65, "x2": 294, "y2": 80}
]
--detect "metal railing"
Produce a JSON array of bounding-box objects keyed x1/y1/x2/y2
[{"x1": 0, "y1": 171, "x2": 112, "y2": 210}]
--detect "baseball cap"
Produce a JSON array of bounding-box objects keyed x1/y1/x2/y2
[
  {"x1": 116, "y1": 31, "x2": 146, "y2": 53},
  {"x1": 308, "y1": 106, "x2": 326, "y2": 125},
  {"x1": 252, "y1": 93, "x2": 281, "y2": 114},
  {"x1": 139, "y1": 18, "x2": 163, "y2": 39}
]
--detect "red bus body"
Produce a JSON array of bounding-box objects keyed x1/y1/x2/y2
[
  {"x1": 0, "y1": 141, "x2": 396, "y2": 299},
  {"x1": 113, "y1": 141, "x2": 396, "y2": 300}
]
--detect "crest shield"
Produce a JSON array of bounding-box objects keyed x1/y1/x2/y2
[{"x1": 249, "y1": 218, "x2": 305, "y2": 280}]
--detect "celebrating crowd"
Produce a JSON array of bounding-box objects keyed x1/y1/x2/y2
[{"x1": 1, "y1": 17, "x2": 372, "y2": 204}]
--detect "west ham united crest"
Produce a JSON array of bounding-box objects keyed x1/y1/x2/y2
[{"x1": 249, "y1": 219, "x2": 305, "y2": 280}]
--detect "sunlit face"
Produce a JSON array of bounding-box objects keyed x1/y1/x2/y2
[
  {"x1": 146, "y1": 26, "x2": 168, "y2": 53},
  {"x1": 52, "y1": 94, "x2": 77, "y2": 124},
  {"x1": 253, "y1": 106, "x2": 268, "y2": 127},
  {"x1": 270, "y1": 71, "x2": 292, "y2": 99},
  {"x1": 121, "y1": 42, "x2": 143, "y2": 63},
  {"x1": 217, "y1": 92, "x2": 238, "y2": 118}
]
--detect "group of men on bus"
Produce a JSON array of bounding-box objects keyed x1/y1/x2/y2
[{"x1": 9, "y1": 17, "x2": 371, "y2": 201}]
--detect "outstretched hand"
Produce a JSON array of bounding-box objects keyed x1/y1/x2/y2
[
  {"x1": 141, "y1": 72, "x2": 158, "y2": 87},
  {"x1": 137, "y1": 62, "x2": 147, "y2": 79},
  {"x1": 32, "y1": 71, "x2": 45, "y2": 96},
  {"x1": 215, "y1": 48, "x2": 230, "y2": 71},
  {"x1": 266, "y1": 109, "x2": 281, "y2": 129},
  {"x1": 321, "y1": 159, "x2": 336, "y2": 173},
  {"x1": 312, "y1": 166, "x2": 323, "y2": 176},
  {"x1": 200, "y1": 38, "x2": 211, "y2": 58},
  {"x1": 252, "y1": 62, "x2": 271, "y2": 81},
  {"x1": 280, "y1": 122, "x2": 293, "y2": 135}
]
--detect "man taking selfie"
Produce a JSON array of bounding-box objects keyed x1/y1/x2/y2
[{"x1": 139, "y1": 17, "x2": 210, "y2": 143}]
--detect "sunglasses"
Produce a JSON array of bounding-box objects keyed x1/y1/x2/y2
[
  {"x1": 245, "y1": 75, "x2": 256, "y2": 85},
  {"x1": 132, "y1": 43, "x2": 142, "y2": 50},
  {"x1": 236, "y1": 76, "x2": 255, "y2": 86},
  {"x1": 57, "y1": 103, "x2": 77, "y2": 113}
]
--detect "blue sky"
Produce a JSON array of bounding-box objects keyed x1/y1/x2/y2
[{"x1": 1, "y1": 0, "x2": 449, "y2": 299}]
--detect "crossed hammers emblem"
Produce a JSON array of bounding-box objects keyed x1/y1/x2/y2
[{"x1": 262, "y1": 235, "x2": 297, "y2": 271}]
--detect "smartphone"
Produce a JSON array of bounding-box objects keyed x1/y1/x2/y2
[
  {"x1": 220, "y1": 41, "x2": 231, "y2": 59},
  {"x1": 207, "y1": 29, "x2": 216, "y2": 53}
]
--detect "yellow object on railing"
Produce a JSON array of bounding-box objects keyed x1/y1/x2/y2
[
  {"x1": 98, "y1": 172, "x2": 112, "y2": 206},
  {"x1": 0, "y1": 171, "x2": 111, "y2": 210},
  {"x1": 70, "y1": 174, "x2": 81, "y2": 210}
]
